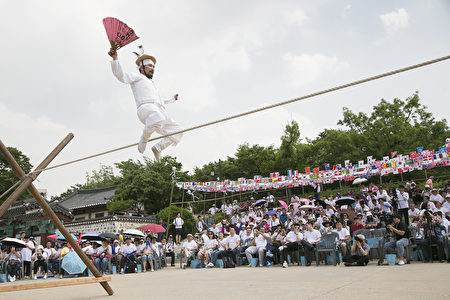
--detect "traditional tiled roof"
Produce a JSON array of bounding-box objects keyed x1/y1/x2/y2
[
  {"x1": 2, "y1": 197, "x2": 73, "y2": 219},
  {"x1": 59, "y1": 186, "x2": 116, "y2": 210},
  {"x1": 65, "y1": 215, "x2": 156, "y2": 226},
  {"x1": 14, "y1": 202, "x2": 73, "y2": 221}
]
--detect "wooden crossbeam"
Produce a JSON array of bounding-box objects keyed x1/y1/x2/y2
[
  {"x1": 0, "y1": 135, "x2": 114, "y2": 296},
  {"x1": 0, "y1": 276, "x2": 111, "y2": 293}
]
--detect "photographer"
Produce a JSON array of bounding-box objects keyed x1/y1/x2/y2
[
  {"x1": 343, "y1": 234, "x2": 370, "y2": 266},
  {"x1": 416, "y1": 211, "x2": 446, "y2": 262},
  {"x1": 396, "y1": 185, "x2": 410, "y2": 226},
  {"x1": 245, "y1": 227, "x2": 269, "y2": 267},
  {"x1": 32, "y1": 245, "x2": 48, "y2": 279},
  {"x1": 381, "y1": 214, "x2": 410, "y2": 265}
]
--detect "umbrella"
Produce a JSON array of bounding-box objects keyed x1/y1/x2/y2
[
  {"x1": 315, "y1": 199, "x2": 327, "y2": 208},
  {"x1": 1, "y1": 237, "x2": 27, "y2": 248},
  {"x1": 123, "y1": 229, "x2": 145, "y2": 238},
  {"x1": 299, "y1": 198, "x2": 312, "y2": 204},
  {"x1": 56, "y1": 233, "x2": 77, "y2": 241},
  {"x1": 99, "y1": 232, "x2": 118, "y2": 240},
  {"x1": 139, "y1": 224, "x2": 166, "y2": 233},
  {"x1": 335, "y1": 197, "x2": 356, "y2": 207},
  {"x1": 352, "y1": 178, "x2": 368, "y2": 185},
  {"x1": 299, "y1": 205, "x2": 316, "y2": 211},
  {"x1": 47, "y1": 234, "x2": 59, "y2": 242},
  {"x1": 264, "y1": 210, "x2": 277, "y2": 216},
  {"x1": 254, "y1": 199, "x2": 266, "y2": 206},
  {"x1": 278, "y1": 200, "x2": 288, "y2": 209},
  {"x1": 81, "y1": 232, "x2": 104, "y2": 240},
  {"x1": 61, "y1": 251, "x2": 87, "y2": 274}
]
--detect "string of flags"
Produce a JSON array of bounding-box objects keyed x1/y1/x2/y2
[{"x1": 177, "y1": 139, "x2": 450, "y2": 193}]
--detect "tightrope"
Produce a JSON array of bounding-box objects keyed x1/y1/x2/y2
[{"x1": 30, "y1": 54, "x2": 450, "y2": 175}]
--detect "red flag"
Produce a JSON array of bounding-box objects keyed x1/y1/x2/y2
[
  {"x1": 391, "y1": 151, "x2": 397, "y2": 158},
  {"x1": 305, "y1": 167, "x2": 311, "y2": 174}
]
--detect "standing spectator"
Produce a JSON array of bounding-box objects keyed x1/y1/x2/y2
[
  {"x1": 173, "y1": 212, "x2": 184, "y2": 244},
  {"x1": 32, "y1": 245, "x2": 48, "y2": 279},
  {"x1": 381, "y1": 214, "x2": 410, "y2": 265},
  {"x1": 157, "y1": 219, "x2": 166, "y2": 242},
  {"x1": 21, "y1": 235, "x2": 35, "y2": 279},
  {"x1": 182, "y1": 234, "x2": 198, "y2": 269},
  {"x1": 425, "y1": 176, "x2": 434, "y2": 189},
  {"x1": 205, "y1": 213, "x2": 214, "y2": 228},
  {"x1": 396, "y1": 185, "x2": 410, "y2": 226},
  {"x1": 266, "y1": 193, "x2": 275, "y2": 205},
  {"x1": 312, "y1": 183, "x2": 321, "y2": 202},
  {"x1": 245, "y1": 228, "x2": 269, "y2": 267},
  {"x1": 5, "y1": 246, "x2": 21, "y2": 282},
  {"x1": 417, "y1": 211, "x2": 446, "y2": 262},
  {"x1": 302, "y1": 223, "x2": 321, "y2": 266},
  {"x1": 343, "y1": 234, "x2": 370, "y2": 266},
  {"x1": 208, "y1": 204, "x2": 218, "y2": 215},
  {"x1": 196, "y1": 215, "x2": 206, "y2": 234}
]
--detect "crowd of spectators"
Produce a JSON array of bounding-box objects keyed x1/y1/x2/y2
[{"x1": 1, "y1": 178, "x2": 449, "y2": 282}]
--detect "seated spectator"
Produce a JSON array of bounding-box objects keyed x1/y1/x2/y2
[
  {"x1": 240, "y1": 227, "x2": 254, "y2": 249},
  {"x1": 343, "y1": 234, "x2": 370, "y2": 266},
  {"x1": 94, "y1": 240, "x2": 112, "y2": 275},
  {"x1": 182, "y1": 234, "x2": 198, "y2": 269},
  {"x1": 245, "y1": 228, "x2": 269, "y2": 267},
  {"x1": 267, "y1": 226, "x2": 286, "y2": 265},
  {"x1": 279, "y1": 223, "x2": 302, "y2": 268},
  {"x1": 225, "y1": 227, "x2": 240, "y2": 264},
  {"x1": 5, "y1": 246, "x2": 21, "y2": 282},
  {"x1": 111, "y1": 240, "x2": 121, "y2": 270},
  {"x1": 141, "y1": 237, "x2": 154, "y2": 272},
  {"x1": 209, "y1": 223, "x2": 219, "y2": 236},
  {"x1": 32, "y1": 245, "x2": 48, "y2": 279},
  {"x1": 44, "y1": 241, "x2": 59, "y2": 275},
  {"x1": 351, "y1": 216, "x2": 365, "y2": 234},
  {"x1": 333, "y1": 221, "x2": 350, "y2": 258},
  {"x1": 210, "y1": 232, "x2": 227, "y2": 267},
  {"x1": 164, "y1": 235, "x2": 176, "y2": 266},
  {"x1": 119, "y1": 237, "x2": 137, "y2": 273},
  {"x1": 380, "y1": 214, "x2": 410, "y2": 265},
  {"x1": 408, "y1": 203, "x2": 420, "y2": 219},
  {"x1": 200, "y1": 231, "x2": 218, "y2": 267},
  {"x1": 302, "y1": 223, "x2": 322, "y2": 266},
  {"x1": 365, "y1": 212, "x2": 379, "y2": 229}
]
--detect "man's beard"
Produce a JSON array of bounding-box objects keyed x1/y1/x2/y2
[{"x1": 144, "y1": 72, "x2": 153, "y2": 79}]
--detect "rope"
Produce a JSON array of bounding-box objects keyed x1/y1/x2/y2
[
  {"x1": 30, "y1": 54, "x2": 450, "y2": 175},
  {"x1": 0, "y1": 180, "x2": 21, "y2": 200}
]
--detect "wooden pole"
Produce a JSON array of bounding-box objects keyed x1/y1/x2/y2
[
  {"x1": 0, "y1": 135, "x2": 73, "y2": 217},
  {"x1": 0, "y1": 135, "x2": 114, "y2": 296}
]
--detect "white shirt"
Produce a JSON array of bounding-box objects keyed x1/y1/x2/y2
[
  {"x1": 408, "y1": 208, "x2": 420, "y2": 217},
  {"x1": 226, "y1": 235, "x2": 240, "y2": 249},
  {"x1": 20, "y1": 241, "x2": 35, "y2": 262},
  {"x1": 44, "y1": 247, "x2": 56, "y2": 259},
  {"x1": 217, "y1": 239, "x2": 227, "y2": 251},
  {"x1": 304, "y1": 230, "x2": 321, "y2": 243},
  {"x1": 120, "y1": 243, "x2": 137, "y2": 255},
  {"x1": 254, "y1": 234, "x2": 267, "y2": 248},
  {"x1": 333, "y1": 228, "x2": 350, "y2": 240},
  {"x1": 205, "y1": 238, "x2": 218, "y2": 250},
  {"x1": 430, "y1": 194, "x2": 444, "y2": 204},
  {"x1": 111, "y1": 60, "x2": 174, "y2": 108},
  {"x1": 396, "y1": 190, "x2": 409, "y2": 209},
  {"x1": 173, "y1": 217, "x2": 184, "y2": 229},
  {"x1": 182, "y1": 240, "x2": 197, "y2": 251},
  {"x1": 208, "y1": 207, "x2": 218, "y2": 215},
  {"x1": 285, "y1": 231, "x2": 303, "y2": 243}
]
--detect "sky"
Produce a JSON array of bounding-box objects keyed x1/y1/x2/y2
[{"x1": 1, "y1": 1, "x2": 449, "y2": 197}]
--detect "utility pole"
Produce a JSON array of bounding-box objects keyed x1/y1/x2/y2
[{"x1": 166, "y1": 166, "x2": 176, "y2": 239}]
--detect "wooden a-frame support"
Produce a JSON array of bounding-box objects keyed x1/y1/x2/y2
[{"x1": 0, "y1": 134, "x2": 114, "y2": 296}]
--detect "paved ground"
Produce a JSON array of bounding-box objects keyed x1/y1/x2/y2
[{"x1": 2, "y1": 262, "x2": 449, "y2": 300}]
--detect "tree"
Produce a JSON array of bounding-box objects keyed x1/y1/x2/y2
[
  {"x1": 0, "y1": 147, "x2": 33, "y2": 202},
  {"x1": 84, "y1": 164, "x2": 118, "y2": 189},
  {"x1": 156, "y1": 205, "x2": 195, "y2": 237}
]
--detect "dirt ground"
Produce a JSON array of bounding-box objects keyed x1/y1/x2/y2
[{"x1": 2, "y1": 262, "x2": 449, "y2": 300}]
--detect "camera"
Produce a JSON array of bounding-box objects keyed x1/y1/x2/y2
[
  {"x1": 354, "y1": 235, "x2": 363, "y2": 243},
  {"x1": 380, "y1": 212, "x2": 393, "y2": 226}
]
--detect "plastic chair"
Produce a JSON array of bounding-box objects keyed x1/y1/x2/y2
[{"x1": 315, "y1": 232, "x2": 339, "y2": 266}]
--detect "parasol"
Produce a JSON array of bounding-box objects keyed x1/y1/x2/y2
[
  {"x1": 123, "y1": 229, "x2": 145, "y2": 238},
  {"x1": 0, "y1": 237, "x2": 27, "y2": 248},
  {"x1": 335, "y1": 197, "x2": 356, "y2": 207},
  {"x1": 139, "y1": 224, "x2": 166, "y2": 233},
  {"x1": 278, "y1": 200, "x2": 288, "y2": 209},
  {"x1": 61, "y1": 251, "x2": 87, "y2": 275}
]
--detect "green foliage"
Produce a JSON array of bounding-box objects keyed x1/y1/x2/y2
[
  {"x1": 212, "y1": 212, "x2": 226, "y2": 224},
  {"x1": 106, "y1": 199, "x2": 133, "y2": 213},
  {"x1": 156, "y1": 205, "x2": 195, "y2": 237},
  {"x1": 0, "y1": 147, "x2": 33, "y2": 202},
  {"x1": 84, "y1": 164, "x2": 118, "y2": 189}
]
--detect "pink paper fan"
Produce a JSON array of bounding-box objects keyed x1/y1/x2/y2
[{"x1": 102, "y1": 17, "x2": 139, "y2": 51}]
